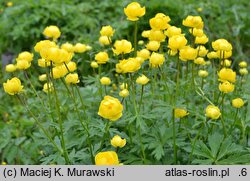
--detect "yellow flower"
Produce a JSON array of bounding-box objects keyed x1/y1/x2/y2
[
  {"x1": 120, "y1": 83, "x2": 128, "y2": 90},
  {"x1": 65, "y1": 73, "x2": 80, "y2": 84},
  {"x1": 99, "y1": 36, "x2": 111, "y2": 45},
  {"x1": 124, "y1": 2, "x2": 145, "y2": 21},
  {"x1": 179, "y1": 46, "x2": 198, "y2": 61},
  {"x1": 168, "y1": 35, "x2": 187, "y2": 50},
  {"x1": 100, "y1": 25, "x2": 115, "y2": 37},
  {"x1": 34, "y1": 40, "x2": 57, "y2": 53},
  {"x1": 218, "y1": 68, "x2": 236, "y2": 83},
  {"x1": 219, "y1": 81, "x2": 235, "y2": 93},
  {"x1": 3, "y1": 77, "x2": 23, "y2": 95},
  {"x1": 198, "y1": 70, "x2": 208, "y2": 78},
  {"x1": 39, "y1": 74, "x2": 47, "y2": 82},
  {"x1": 174, "y1": 108, "x2": 189, "y2": 118},
  {"x1": 16, "y1": 51, "x2": 33, "y2": 62},
  {"x1": 149, "y1": 13, "x2": 171, "y2": 30},
  {"x1": 116, "y1": 58, "x2": 141, "y2": 73},
  {"x1": 111, "y1": 135, "x2": 126, "y2": 148},
  {"x1": 194, "y1": 57, "x2": 206, "y2": 65},
  {"x1": 221, "y1": 59, "x2": 231, "y2": 67},
  {"x1": 86, "y1": 45, "x2": 92, "y2": 51},
  {"x1": 100, "y1": 77, "x2": 111, "y2": 85},
  {"x1": 65, "y1": 61, "x2": 77, "y2": 72},
  {"x1": 112, "y1": 39, "x2": 133, "y2": 55},
  {"x1": 7, "y1": 2, "x2": 13, "y2": 7},
  {"x1": 207, "y1": 51, "x2": 218, "y2": 59},
  {"x1": 239, "y1": 68, "x2": 248, "y2": 76},
  {"x1": 98, "y1": 96, "x2": 123, "y2": 121},
  {"x1": 182, "y1": 15, "x2": 204, "y2": 29},
  {"x1": 216, "y1": 50, "x2": 232, "y2": 59},
  {"x1": 138, "y1": 40, "x2": 144, "y2": 45},
  {"x1": 205, "y1": 105, "x2": 221, "y2": 120},
  {"x1": 195, "y1": 34, "x2": 208, "y2": 44},
  {"x1": 232, "y1": 98, "x2": 244, "y2": 108},
  {"x1": 95, "y1": 52, "x2": 109, "y2": 64},
  {"x1": 51, "y1": 65, "x2": 67, "y2": 79},
  {"x1": 137, "y1": 49, "x2": 150, "y2": 60},
  {"x1": 141, "y1": 30, "x2": 150, "y2": 38},
  {"x1": 61, "y1": 42, "x2": 74, "y2": 53},
  {"x1": 168, "y1": 49, "x2": 178, "y2": 56},
  {"x1": 212, "y1": 39, "x2": 232, "y2": 51},
  {"x1": 136, "y1": 74, "x2": 149, "y2": 85},
  {"x1": 148, "y1": 29, "x2": 166, "y2": 42},
  {"x1": 90, "y1": 61, "x2": 98, "y2": 68},
  {"x1": 146, "y1": 41, "x2": 160, "y2": 51},
  {"x1": 239, "y1": 61, "x2": 247, "y2": 68},
  {"x1": 5, "y1": 64, "x2": 16, "y2": 72},
  {"x1": 95, "y1": 151, "x2": 119, "y2": 165},
  {"x1": 38, "y1": 58, "x2": 50, "y2": 67},
  {"x1": 149, "y1": 52, "x2": 165, "y2": 68},
  {"x1": 197, "y1": 45, "x2": 208, "y2": 57},
  {"x1": 43, "y1": 83, "x2": 53, "y2": 93},
  {"x1": 164, "y1": 26, "x2": 181, "y2": 37},
  {"x1": 43, "y1": 25, "x2": 61, "y2": 39},
  {"x1": 16, "y1": 60, "x2": 31, "y2": 70},
  {"x1": 190, "y1": 28, "x2": 203, "y2": 37},
  {"x1": 74, "y1": 43, "x2": 87, "y2": 53},
  {"x1": 119, "y1": 89, "x2": 129, "y2": 98}
]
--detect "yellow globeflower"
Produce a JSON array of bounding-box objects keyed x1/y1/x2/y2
[
  {"x1": 3, "y1": 77, "x2": 23, "y2": 95},
  {"x1": 146, "y1": 41, "x2": 160, "y2": 51},
  {"x1": 16, "y1": 51, "x2": 33, "y2": 62},
  {"x1": 7, "y1": 2, "x2": 13, "y2": 7},
  {"x1": 65, "y1": 73, "x2": 80, "y2": 84},
  {"x1": 137, "y1": 49, "x2": 150, "y2": 60},
  {"x1": 190, "y1": 28, "x2": 203, "y2": 37},
  {"x1": 90, "y1": 61, "x2": 98, "y2": 68},
  {"x1": 116, "y1": 58, "x2": 141, "y2": 73},
  {"x1": 16, "y1": 60, "x2": 31, "y2": 70},
  {"x1": 149, "y1": 13, "x2": 171, "y2": 30},
  {"x1": 221, "y1": 59, "x2": 231, "y2": 67},
  {"x1": 74, "y1": 43, "x2": 87, "y2": 53},
  {"x1": 165, "y1": 26, "x2": 181, "y2": 37},
  {"x1": 5, "y1": 64, "x2": 16, "y2": 72},
  {"x1": 239, "y1": 68, "x2": 248, "y2": 76},
  {"x1": 197, "y1": 45, "x2": 208, "y2": 57},
  {"x1": 205, "y1": 105, "x2": 221, "y2": 120},
  {"x1": 98, "y1": 96, "x2": 123, "y2": 121},
  {"x1": 232, "y1": 98, "x2": 244, "y2": 108},
  {"x1": 207, "y1": 51, "x2": 218, "y2": 59},
  {"x1": 195, "y1": 34, "x2": 209, "y2": 44},
  {"x1": 218, "y1": 68, "x2": 236, "y2": 83},
  {"x1": 219, "y1": 81, "x2": 235, "y2": 93},
  {"x1": 38, "y1": 74, "x2": 47, "y2": 82},
  {"x1": 43, "y1": 83, "x2": 53, "y2": 93},
  {"x1": 43, "y1": 25, "x2": 61, "y2": 39},
  {"x1": 38, "y1": 58, "x2": 51, "y2": 67},
  {"x1": 95, "y1": 52, "x2": 109, "y2": 64},
  {"x1": 148, "y1": 29, "x2": 166, "y2": 42},
  {"x1": 168, "y1": 35, "x2": 187, "y2": 50},
  {"x1": 179, "y1": 46, "x2": 197, "y2": 61},
  {"x1": 95, "y1": 151, "x2": 119, "y2": 165},
  {"x1": 65, "y1": 61, "x2": 77, "y2": 72},
  {"x1": 119, "y1": 89, "x2": 129, "y2": 98},
  {"x1": 100, "y1": 25, "x2": 115, "y2": 37},
  {"x1": 194, "y1": 57, "x2": 206, "y2": 65},
  {"x1": 198, "y1": 70, "x2": 208, "y2": 78},
  {"x1": 216, "y1": 50, "x2": 232, "y2": 59},
  {"x1": 124, "y1": 2, "x2": 145, "y2": 21},
  {"x1": 34, "y1": 40, "x2": 57, "y2": 53},
  {"x1": 212, "y1": 39, "x2": 232, "y2": 51},
  {"x1": 100, "y1": 77, "x2": 111, "y2": 85},
  {"x1": 239, "y1": 61, "x2": 247, "y2": 68},
  {"x1": 120, "y1": 83, "x2": 128, "y2": 90},
  {"x1": 136, "y1": 74, "x2": 149, "y2": 85},
  {"x1": 174, "y1": 108, "x2": 189, "y2": 118},
  {"x1": 111, "y1": 135, "x2": 126, "y2": 148},
  {"x1": 51, "y1": 65, "x2": 67, "y2": 79},
  {"x1": 141, "y1": 30, "x2": 150, "y2": 38},
  {"x1": 112, "y1": 39, "x2": 133, "y2": 55},
  {"x1": 61, "y1": 42, "x2": 74, "y2": 53},
  {"x1": 182, "y1": 15, "x2": 204, "y2": 29},
  {"x1": 149, "y1": 52, "x2": 165, "y2": 68},
  {"x1": 99, "y1": 36, "x2": 111, "y2": 45}
]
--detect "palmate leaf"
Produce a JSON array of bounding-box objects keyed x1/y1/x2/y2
[{"x1": 208, "y1": 132, "x2": 224, "y2": 158}]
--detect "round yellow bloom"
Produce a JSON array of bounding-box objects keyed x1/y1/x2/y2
[
  {"x1": 61, "y1": 42, "x2": 74, "y2": 53},
  {"x1": 16, "y1": 60, "x2": 31, "y2": 70},
  {"x1": 16, "y1": 51, "x2": 33, "y2": 62},
  {"x1": 149, "y1": 52, "x2": 165, "y2": 68},
  {"x1": 86, "y1": 45, "x2": 92, "y2": 51},
  {"x1": 205, "y1": 105, "x2": 221, "y2": 120},
  {"x1": 182, "y1": 15, "x2": 204, "y2": 29},
  {"x1": 95, "y1": 151, "x2": 119, "y2": 165},
  {"x1": 120, "y1": 83, "x2": 128, "y2": 90},
  {"x1": 138, "y1": 40, "x2": 144, "y2": 45},
  {"x1": 98, "y1": 96, "x2": 123, "y2": 121},
  {"x1": 7, "y1": 2, "x2": 13, "y2": 7},
  {"x1": 164, "y1": 26, "x2": 181, "y2": 37},
  {"x1": 168, "y1": 49, "x2": 178, "y2": 56},
  {"x1": 218, "y1": 68, "x2": 236, "y2": 83},
  {"x1": 168, "y1": 35, "x2": 187, "y2": 50},
  {"x1": 51, "y1": 65, "x2": 67, "y2": 79},
  {"x1": 112, "y1": 39, "x2": 133, "y2": 55},
  {"x1": 149, "y1": 13, "x2": 171, "y2": 30},
  {"x1": 197, "y1": 46, "x2": 208, "y2": 57},
  {"x1": 65, "y1": 73, "x2": 80, "y2": 84},
  {"x1": 5, "y1": 64, "x2": 16, "y2": 72},
  {"x1": 90, "y1": 61, "x2": 98, "y2": 68},
  {"x1": 198, "y1": 70, "x2": 208, "y2": 78},
  {"x1": 65, "y1": 61, "x2": 77, "y2": 72},
  {"x1": 142, "y1": 30, "x2": 150, "y2": 38},
  {"x1": 174, "y1": 108, "x2": 189, "y2": 118},
  {"x1": 212, "y1": 39, "x2": 232, "y2": 51},
  {"x1": 146, "y1": 41, "x2": 160, "y2": 51},
  {"x1": 124, "y1": 2, "x2": 145, "y2": 21},
  {"x1": 216, "y1": 50, "x2": 232, "y2": 59},
  {"x1": 136, "y1": 74, "x2": 149, "y2": 85},
  {"x1": 38, "y1": 58, "x2": 51, "y2": 67},
  {"x1": 1, "y1": 161, "x2": 7, "y2": 165},
  {"x1": 100, "y1": 77, "x2": 111, "y2": 85},
  {"x1": 39, "y1": 74, "x2": 47, "y2": 81},
  {"x1": 99, "y1": 36, "x2": 111, "y2": 45},
  {"x1": 239, "y1": 68, "x2": 248, "y2": 76},
  {"x1": 194, "y1": 57, "x2": 206, "y2": 65},
  {"x1": 119, "y1": 89, "x2": 129, "y2": 98},
  {"x1": 232, "y1": 98, "x2": 244, "y2": 108},
  {"x1": 100, "y1": 25, "x2": 115, "y2": 37},
  {"x1": 148, "y1": 29, "x2": 166, "y2": 42},
  {"x1": 221, "y1": 59, "x2": 231, "y2": 67},
  {"x1": 111, "y1": 135, "x2": 126, "y2": 148},
  {"x1": 195, "y1": 34, "x2": 208, "y2": 44},
  {"x1": 43, "y1": 25, "x2": 61, "y2": 39},
  {"x1": 219, "y1": 81, "x2": 235, "y2": 93},
  {"x1": 179, "y1": 46, "x2": 197, "y2": 61},
  {"x1": 74, "y1": 43, "x2": 87, "y2": 53},
  {"x1": 207, "y1": 51, "x2": 218, "y2": 59},
  {"x1": 190, "y1": 28, "x2": 203, "y2": 37},
  {"x1": 3, "y1": 77, "x2": 23, "y2": 95},
  {"x1": 34, "y1": 40, "x2": 57, "y2": 53},
  {"x1": 43, "y1": 83, "x2": 53, "y2": 93},
  {"x1": 116, "y1": 58, "x2": 141, "y2": 73},
  {"x1": 239, "y1": 61, "x2": 247, "y2": 68},
  {"x1": 95, "y1": 52, "x2": 109, "y2": 64},
  {"x1": 137, "y1": 49, "x2": 150, "y2": 60}
]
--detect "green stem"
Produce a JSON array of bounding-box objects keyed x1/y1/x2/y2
[
  {"x1": 229, "y1": 109, "x2": 239, "y2": 133},
  {"x1": 138, "y1": 85, "x2": 144, "y2": 113},
  {"x1": 134, "y1": 21, "x2": 138, "y2": 56},
  {"x1": 99, "y1": 121, "x2": 111, "y2": 151},
  {"x1": 172, "y1": 109, "x2": 177, "y2": 164}
]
